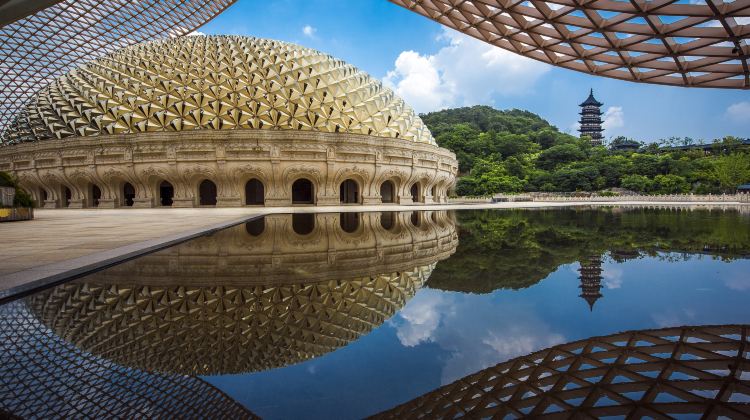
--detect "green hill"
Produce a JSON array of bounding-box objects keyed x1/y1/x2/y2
[{"x1": 419, "y1": 106, "x2": 749, "y2": 195}]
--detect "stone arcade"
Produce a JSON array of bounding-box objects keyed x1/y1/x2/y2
[{"x1": 0, "y1": 36, "x2": 457, "y2": 208}]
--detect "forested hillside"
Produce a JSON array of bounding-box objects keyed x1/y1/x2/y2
[{"x1": 420, "y1": 105, "x2": 750, "y2": 196}]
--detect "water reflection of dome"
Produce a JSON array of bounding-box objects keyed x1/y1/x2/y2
[{"x1": 28, "y1": 211, "x2": 457, "y2": 375}]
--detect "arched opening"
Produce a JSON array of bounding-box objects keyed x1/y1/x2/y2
[
  {"x1": 292, "y1": 213, "x2": 315, "y2": 235},
  {"x1": 380, "y1": 212, "x2": 396, "y2": 231},
  {"x1": 39, "y1": 188, "x2": 48, "y2": 204},
  {"x1": 245, "y1": 217, "x2": 265, "y2": 236},
  {"x1": 91, "y1": 185, "x2": 101, "y2": 208},
  {"x1": 340, "y1": 212, "x2": 360, "y2": 233},
  {"x1": 123, "y1": 183, "x2": 135, "y2": 207},
  {"x1": 380, "y1": 181, "x2": 395, "y2": 203},
  {"x1": 292, "y1": 178, "x2": 314, "y2": 204},
  {"x1": 199, "y1": 179, "x2": 217, "y2": 206},
  {"x1": 339, "y1": 179, "x2": 359, "y2": 204},
  {"x1": 410, "y1": 211, "x2": 421, "y2": 227},
  {"x1": 431, "y1": 185, "x2": 437, "y2": 200},
  {"x1": 245, "y1": 179, "x2": 264, "y2": 205},
  {"x1": 159, "y1": 181, "x2": 174, "y2": 206},
  {"x1": 411, "y1": 183, "x2": 421, "y2": 203},
  {"x1": 63, "y1": 186, "x2": 71, "y2": 208}
]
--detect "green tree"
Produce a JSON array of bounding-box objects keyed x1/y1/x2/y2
[
  {"x1": 537, "y1": 143, "x2": 587, "y2": 170},
  {"x1": 712, "y1": 153, "x2": 750, "y2": 193},
  {"x1": 620, "y1": 174, "x2": 652, "y2": 193},
  {"x1": 420, "y1": 105, "x2": 749, "y2": 196},
  {"x1": 652, "y1": 174, "x2": 690, "y2": 194}
]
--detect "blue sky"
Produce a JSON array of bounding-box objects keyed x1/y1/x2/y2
[{"x1": 198, "y1": 0, "x2": 749, "y2": 143}]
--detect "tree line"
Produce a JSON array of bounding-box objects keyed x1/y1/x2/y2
[{"x1": 420, "y1": 106, "x2": 750, "y2": 196}]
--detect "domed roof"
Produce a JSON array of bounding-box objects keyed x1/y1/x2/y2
[{"x1": 4, "y1": 35, "x2": 435, "y2": 145}]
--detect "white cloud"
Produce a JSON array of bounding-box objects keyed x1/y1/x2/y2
[
  {"x1": 384, "y1": 51, "x2": 452, "y2": 113},
  {"x1": 395, "y1": 291, "x2": 448, "y2": 346},
  {"x1": 651, "y1": 308, "x2": 697, "y2": 328},
  {"x1": 393, "y1": 290, "x2": 564, "y2": 384},
  {"x1": 383, "y1": 28, "x2": 550, "y2": 113},
  {"x1": 726, "y1": 101, "x2": 750, "y2": 124},
  {"x1": 302, "y1": 25, "x2": 317, "y2": 38},
  {"x1": 602, "y1": 106, "x2": 625, "y2": 131},
  {"x1": 601, "y1": 265, "x2": 623, "y2": 289},
  {"x1": 188, "y1": 31, "x2": 206, "y2": 36}
]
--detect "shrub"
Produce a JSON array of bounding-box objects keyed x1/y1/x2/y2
[{"x1": 0, "y1": 171, "x2": 35, "y2": 208}]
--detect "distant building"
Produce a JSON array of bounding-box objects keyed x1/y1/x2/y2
[
  {"x1": 578, "y1": 89, "x2": 604, "y2": 146},
  {"x1": 609, "y1": 136, "x2": 641, "y2": 151},
  {"x1": 738, "y1": 184, "x2": 750, "y2": 194},
  {"x1": 659, "y1": 138, "x2": 750, "y2": 154},
  {"x1": 579, "y1": 255, "x2": 604, "y2": 310}
]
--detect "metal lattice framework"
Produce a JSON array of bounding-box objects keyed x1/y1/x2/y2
[
  {"x1": 0, "y1": 300, "x2": 255, "y2": 419},
  {"x1": 390, "y1": 0, "x2": 750, "y2": 89},
  {"x1": 0, "y1": 0, "x2": 236, "y2": 140},
  {"x1": 373, "y1": 324, "x2": 750, "y2": 419}
]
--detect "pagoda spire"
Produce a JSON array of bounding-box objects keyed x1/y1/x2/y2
[
  {"x1": 578, "y1": 255, "x2": 603, "y2": 311},
  {"x1": 578, "y1": 89, "x2": 604, "y2": 146}
]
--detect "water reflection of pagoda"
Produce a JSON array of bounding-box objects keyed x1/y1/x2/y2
[{"x1": 578, "y1": 255, "x2": 603, "y2": 310}]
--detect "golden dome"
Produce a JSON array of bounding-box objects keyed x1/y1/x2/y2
[
  {"x1": 28, "y1": 265, "x2": 435, "y2": 375},
  {"x1": 5, "y1": 35, "x2": 435, "y2": 145}
]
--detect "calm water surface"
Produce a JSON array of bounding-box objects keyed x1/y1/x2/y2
[{"x1": 2, "y1": 208, "x2": 749, "y2": 419}]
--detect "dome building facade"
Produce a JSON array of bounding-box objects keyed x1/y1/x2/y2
[{"x1": 0, "y1": 36, "x2": 457, "y2": 208}]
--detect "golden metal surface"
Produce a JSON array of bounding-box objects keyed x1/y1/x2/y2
[
  {"x1": 390, "y1": 0, "x2": 750, "y2": 89},
  {"x1": 0, "y1": 0, "x2": 237, "y2": 141},
  {"x1": 4, "y1": 35, "x2": 435, "y2": 146}
]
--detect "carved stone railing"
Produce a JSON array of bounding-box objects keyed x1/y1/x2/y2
[{"x1": 450, "y1": 193, "x2": 750, "y2": 204}]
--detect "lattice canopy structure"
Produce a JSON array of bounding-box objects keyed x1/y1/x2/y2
[
  {"x1": 390, "y1": 0, "x2": 750, "y2": 89},
  {"x1": 0, "y1": 301, "x2": 255, "y2": 419},
  {"x1": 373, "y1": 324, "x2": 750, "y2": 419},
  {"x1": 2, "y1": 35, "x2": 435, "y2": 146},
  {"x1": 0, "y1": 0, "x2": 237, "y2": 141}
]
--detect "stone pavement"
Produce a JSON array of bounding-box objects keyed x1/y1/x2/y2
[{"x1": 0, "y1": 200, "x2": 746, "y2": 300}]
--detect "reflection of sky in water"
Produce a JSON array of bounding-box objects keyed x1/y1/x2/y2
[{"x1": 206, "y1": 253, "x2": 750, "y2": 419}]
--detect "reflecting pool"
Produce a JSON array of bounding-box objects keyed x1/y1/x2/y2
[{"x1": 2, "y1": 208, "x2": 749, "y2": 419}]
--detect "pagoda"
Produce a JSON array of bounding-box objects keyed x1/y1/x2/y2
[
  {"x1": 578, "y1": 89, "x2": 604, "y2": 145},
  {"x1": 578, "y1": 255, "x2": 603, "y2": 311}
]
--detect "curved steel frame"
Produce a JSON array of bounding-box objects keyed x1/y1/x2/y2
[
  {"x1": 390, "y1": 0, "x2": 750, "y2": 89},
  {"x1": 0, "y1": 300, "x2": 255, "y2": 418},
  {"x1": 374, "y1": 324, "x2": 750, "y2": 419},
  {"x1": 0, "y1": 0, "x2": 236, "y2": 138}
]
